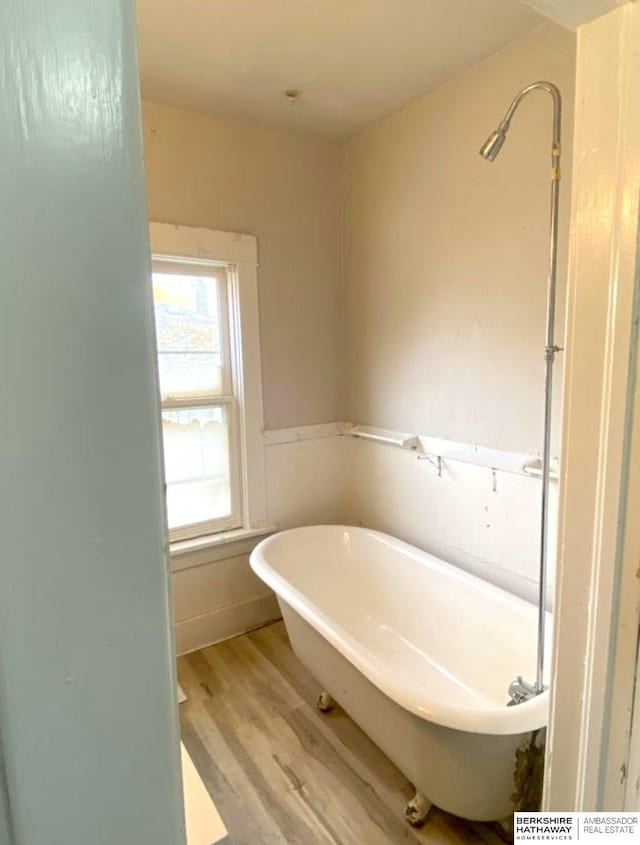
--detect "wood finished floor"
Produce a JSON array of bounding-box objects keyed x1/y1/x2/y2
[{"x1": 177, "y1": 621, "x2": 507, "y2": 845}]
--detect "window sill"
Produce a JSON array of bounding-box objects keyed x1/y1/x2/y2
[{"x1": 170, "y1": 525, "x2": 276, "y2": 572}]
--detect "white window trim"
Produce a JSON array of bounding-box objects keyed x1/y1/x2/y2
[
  {"x1": 149, "y1": 222, "x2": 268, "y2": 542},
  {"x1": 543, "y1": 6, "x2": 640, "y2": 812}
]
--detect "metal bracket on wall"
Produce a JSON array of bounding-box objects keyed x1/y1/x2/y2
[
  {"x1": 418, "y1": 454, "x2": 443, "y2": 476},
  {"x1": 523, "y1": 457, "x2": 560, "y2": 480}
]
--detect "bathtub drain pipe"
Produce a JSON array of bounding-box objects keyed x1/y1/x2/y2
[{"x1": 480, "y1": 81, "x2": 562, "y2": 700}]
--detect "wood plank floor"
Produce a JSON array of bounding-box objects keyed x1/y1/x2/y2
[{"x1": 177, "y1": 621, "x2": 508, "y2": 845}]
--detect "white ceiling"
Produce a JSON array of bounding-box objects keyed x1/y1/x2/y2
[
  {"x1": 136, "y1": 0, "x2": 543, "y2": 141},
  {"x1": 521, "y1": 0, "x2": 625, "y2": 29}
]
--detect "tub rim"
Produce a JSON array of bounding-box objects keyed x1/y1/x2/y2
[{"x1": 250, "y1": 524, "x2": 550, "y2": 736}]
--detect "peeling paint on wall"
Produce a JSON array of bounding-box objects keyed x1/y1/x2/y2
[{"x1": 512, "y1": 729, "x2": 546, "y2": 813}]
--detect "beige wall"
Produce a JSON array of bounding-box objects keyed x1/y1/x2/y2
[
  {"x1": 342, "y1": 22, "x2": 575, "y2": 454},
  {"x1": 147, "y1": 23, "x2": 578, "y2": 651},
  {"x1": 143, "y1": 21, "x2": 575, "y2": 450},
  {"x1": 142, "y1": 102, "x2": 343, "y2": 429}
]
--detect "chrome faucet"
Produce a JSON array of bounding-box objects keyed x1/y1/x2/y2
[{"x1": 507, "y1": 676, "x2": 539, "y2": 706}]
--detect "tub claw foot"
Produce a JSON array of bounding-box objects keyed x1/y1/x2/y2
[
  {"x1": 316, "y1": 691, "x2": 335, "y2": 712},
  {"x1": 405, "y1": 791, "x2": 432, "y2": 827}
]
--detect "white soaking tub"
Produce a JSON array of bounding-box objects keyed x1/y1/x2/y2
[{"x1": 250, "y1": 525, "x2": 551, "y2": 824}]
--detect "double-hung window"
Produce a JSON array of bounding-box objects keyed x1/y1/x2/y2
[{"x1": 149, "y1": 224, "x2": 266, "y2": 543}]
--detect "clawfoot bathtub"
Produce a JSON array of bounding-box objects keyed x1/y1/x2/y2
[{"x1": 250, "y1": 525, "x2": 550, "y2": 823}]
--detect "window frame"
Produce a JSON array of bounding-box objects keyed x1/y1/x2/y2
[
  {"x1": 153, "y1": 262, "x2": 241, "y2": 540},
  {"x1": 149, "y1": 223, "x2": 267, "y2": 543}
]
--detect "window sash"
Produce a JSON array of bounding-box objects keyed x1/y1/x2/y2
[
  {"x1": 154, "y1": 268, "x2": 233, "y2": 404},
  {"x1": 161, "y1": 394, "x2": 233, "y2": 410},
  {"x1": 152, "y1": 260, "x2": 243, "y2": 541},
  {"x1": 166, "y1": 399, "x2": 243, "y2": 541}
]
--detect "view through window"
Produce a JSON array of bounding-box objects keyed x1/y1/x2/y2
[{"x1": 152, "y1": 268, "x2": 240, "y2": 539}]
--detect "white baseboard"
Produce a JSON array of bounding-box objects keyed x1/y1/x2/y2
[{"x1": 174, "y1": 593, "x2": 281, "y2": 656}]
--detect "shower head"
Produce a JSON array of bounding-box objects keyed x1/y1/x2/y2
[
  {"x1": 479, "y1": 127, "x2": 508, "y2": 161},
  {"x1": 479, "y1": 81, "x2": 561, "y2": 165}
]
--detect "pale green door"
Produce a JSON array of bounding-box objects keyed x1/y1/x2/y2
[{"x1": 0, "y1": 0, "x2": 185, "y2": 842}]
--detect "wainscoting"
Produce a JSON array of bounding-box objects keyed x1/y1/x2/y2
[
  {"x1": 171, "y1": 428, "x2": 348, "y2": 655},
  {"x1": 172, "y1": 420, "x2": 556, "y2": 655},
  {"x1": 177, "y1": 621, "x2": 507, "y2": 845},
  {"x1": 172, "y1": 547, "x2": 280, "y2": 656}
]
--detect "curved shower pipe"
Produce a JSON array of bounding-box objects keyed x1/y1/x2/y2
[{"x1": 480, "y1": 81, "x2": 562, "y2": 701}]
